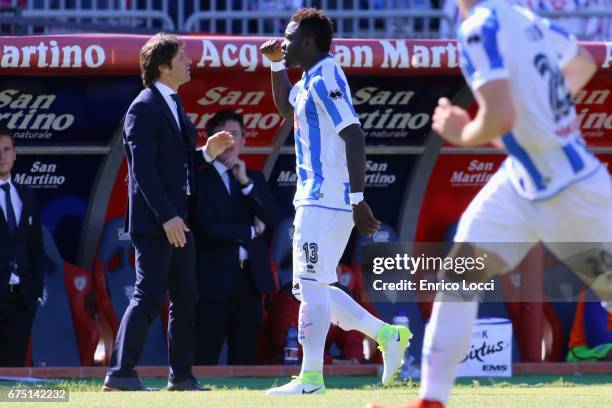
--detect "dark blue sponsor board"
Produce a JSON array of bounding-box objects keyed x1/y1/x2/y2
[
  {"x1": 0, "y1": 77, "x2": 141, "y2": 146},
  {"x1": 12, "y1": 155, "x2": 105, "y2": 263},
  {"x1": 284, "y1": 75, "x2": 465, "y2": 146},
  {"x1": 268, "y1": 153, "x2": 417, "y2": 233}
]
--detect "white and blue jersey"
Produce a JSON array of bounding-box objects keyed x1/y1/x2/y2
[
  {"x1": 458, "y1": 0, "x2": 601, "y2": 201},
  {"x1": 288, "y1": 55, "x2": 361, "y2": 211}
]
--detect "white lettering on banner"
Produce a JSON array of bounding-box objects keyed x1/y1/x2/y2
[
  {"x1": 350, "y1": 87, "x2": 430, "y2": 138},
  {"x1": 379, "y1": 41, "x2": 459, "y2": 69},
  {"x1": 0, "y1": 89, "x2": 75, "y2": 140},
  {"x1": 13, "y1": 161, "x2": 66, "y2": 188},
  {"x1": 197, "y1": 40, "x2": 258, "y2": 72},
  {"x1": 277, "y1": 170, "x2": 298, "y2": 186},
  {"x1": 603, "y1": 43, "x2": 612, "y2": 68},
  {"x1": 1, "y1": 41, "x2": 105, "y2": 68},
  {"x1": 334, "y1": 45, "x2": 374, "y2": 68},
  {"x1": 450, "y1": 160, "x2": 495, "y2": 186},
  {"x1": 366, "y1": 160, "x2": 396, "y2": 187},
  {"x1": 196, "y1": 41, "x2": 460, "y2": 71},
  {"x1": 192, "y1": 87, "x2": 281, "y2": 136},
  {"x1": 573, "y1": 90, "x2": 612, "y2": 139}
]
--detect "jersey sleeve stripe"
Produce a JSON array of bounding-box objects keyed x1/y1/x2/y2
[
  {"x1": 333, "y1": 65, "x2": 358, "y2": 118},
  {"x1": 482, "y1": 10, "x2": 504, "y2": 69},
  {"x1": 305, "y1": 94, "x2": 323, "y2": 199},
  {"x1": 312, "y1": 77, "x2": 344, "y2": 128}
]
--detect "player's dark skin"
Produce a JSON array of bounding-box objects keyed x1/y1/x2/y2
[{"x1": 260, "y1": 21, "x2": 381, "y2": 237}]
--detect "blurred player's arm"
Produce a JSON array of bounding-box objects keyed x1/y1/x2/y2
[
  {"x1": 432, "y1": 79, "x2": 515, "y2": 147},
  {"x1": 260, "y1": 39, "x2": 294, "y2": 119},
  {"x1": 562, "y1": 46, "x2": 597, "y2": 97}
]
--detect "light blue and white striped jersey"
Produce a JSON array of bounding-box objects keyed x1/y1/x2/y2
[
  {"x1": 288, "y1": 55, "x2": 361, "y2": 211},
  {"x1": 458, "y1": 0, "x2": 601, "y2": 201}
]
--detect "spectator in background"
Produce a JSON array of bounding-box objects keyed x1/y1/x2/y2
[
  {"x1": 194, "y1": 110, "x2": 281, "y2": 365},
  {"x1": 567, "y1": 290, "x2": 612, "y2": 362},
  {"x1": 258, "y1": 265, "x2": 379, "y2": 365},
  {"x1": 0, "y1": 126, "x2": 44, "y2": 367}
]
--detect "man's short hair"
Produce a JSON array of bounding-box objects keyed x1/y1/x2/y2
[
  {"x1": 0, "y1": 126, "x2": 15, "y2": 148},
  {"x1": 206, "y1": 110, "x2": 245, "y2": 137},
  {"x1": 140, "y1": 33, "x2": 182, "y2": 88},
  {"x1": 291, "y1": 8, "x2": 334, "y2": 54}
]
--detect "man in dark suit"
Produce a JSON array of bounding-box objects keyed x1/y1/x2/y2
[
  {"x1": 0, "y1": 126, "x2": 44, "y2": 367},
  {"x1": 103, "y1": 33, "x2": 233, "y2": 392},
  {"x1": 194, "y1": 110, "x2": 281, "y2": 365}
]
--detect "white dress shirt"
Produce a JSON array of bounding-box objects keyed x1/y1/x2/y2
[
  {"x1": 153, "y1": 81, "x2": 214, "y2": 197},
  {"x1": 212, "y1": 161, "x2": 256, "y2": 262},
  {"x1": 153, "y1": 81, "x2": 215, "y2": 164},
  {"x1": 0, "y1": 177, "x2": 22, "y2": 284}
]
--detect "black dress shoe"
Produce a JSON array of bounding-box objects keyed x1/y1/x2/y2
[
  {"x1": 102, "y1": 375, "x2": 159, "y2": 392},
  {"x1": 167, "y1": 377, "x2": 211, "y2": 391}
]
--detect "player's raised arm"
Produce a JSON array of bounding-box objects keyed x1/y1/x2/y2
[{"x1": 260, "y1": 39, "x2": 294, "y2": 119}]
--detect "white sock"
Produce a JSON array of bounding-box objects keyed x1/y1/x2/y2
[
  {"x1": 420, "y1": 298, "x2": 478, "y2": 405},
  {"x1": 329, "y1": 285, "x2": 384, "y2": 339},
  {"x1": 297, "y1": 279, "x2": 331, "y2": 374}
]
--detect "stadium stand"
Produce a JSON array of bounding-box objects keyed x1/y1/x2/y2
[{"x1": 1, "y1": 0, "x2": 608, "y2": 39}]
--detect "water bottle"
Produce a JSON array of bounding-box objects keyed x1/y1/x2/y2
[
  {"x1": 393, "y1": 310, "x2": 421, "y2": 380},
  {"x1": 284, "y1": 325, "x2": 299, "y2": 365}
]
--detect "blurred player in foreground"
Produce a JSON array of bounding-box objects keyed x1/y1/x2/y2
[
  {"x1": 260, "y1": 8, "x2": 412, "y2": 395},
  {"x1": 370, "y1": 0, "x2": 611, "y2": 407}
]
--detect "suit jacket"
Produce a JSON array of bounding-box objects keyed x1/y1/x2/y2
[
  {"x1": 123, "y1": 86, "x2": 204, "y2": 237},
  {"x1": 0, "y1": 184, "x2": 43, "y2": 310},
  {"x1": 194, "y1": 168, "x2": 281, "y2": 300}
]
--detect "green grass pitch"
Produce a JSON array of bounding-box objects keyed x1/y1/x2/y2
[{"x1": 1, "y1": 374, "x2": 611, "y2": 407}]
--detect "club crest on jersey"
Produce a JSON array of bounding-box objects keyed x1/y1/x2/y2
[{"x1": 328, "y1": 89, "x2": 343, "y2": 100}]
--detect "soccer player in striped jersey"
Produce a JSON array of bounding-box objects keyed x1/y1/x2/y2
[
  {"x1": 369, "y1": 0, "x2": 611, "y2": 407},
  {"x1": 260, "y1": 8, "x2": 412, "y2": 395}
]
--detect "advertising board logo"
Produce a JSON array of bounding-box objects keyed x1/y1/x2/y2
[
  {"x1": 366, "y1": 160, "x2": 396, "y2": 187},
  {"x1": 1, "y1": 41, "x2": 106, "y2": 69},
  {"x1": 352, "y1": 87, "x2": 430, "y2": 139},
  {"x1": 276, "y1": 170, "x2": 298, "y2": 187},
  {"x1": 190, "y1": 87, "x2": 282, "y2": 139},
  {"x1": 13, "y1": 161, "x2": 66, "y2": 188},
  {"x1": 573, "y1": 89, "x2": 612, "y2": 140},
  {"x1": 450, "y1": 160, "x2": 495, "y2": 186},
  {"x1": 0, "y1": 89, "x2": 76, "y2": 141}
]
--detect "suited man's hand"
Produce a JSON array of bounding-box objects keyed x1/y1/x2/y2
[
  {"x1": 223, "y1": 156, "x2": 250, "y2": 185},
  {"x1": 254, "y1": 216, "x2": 265, "y2": 236},
  {"x1": 205, "y1": 131, "x2": 234, "y2": 159},
  {"x1": 163, "y1": 216, "x2": 190, "y2": 247}
]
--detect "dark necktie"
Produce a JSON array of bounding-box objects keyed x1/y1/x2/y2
[
  {"x1": 1, "y1": 183, "x2": 17, "y2": 237},
  {"x1": 170, "y1": 93, "x2": 193, "y2": 195},
  {"x1": 227, "y1": 169, "x2": 240, "y2": 196},
  {"x1": 170, "y1": 93, "x2": 190, "y2": 145}
]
